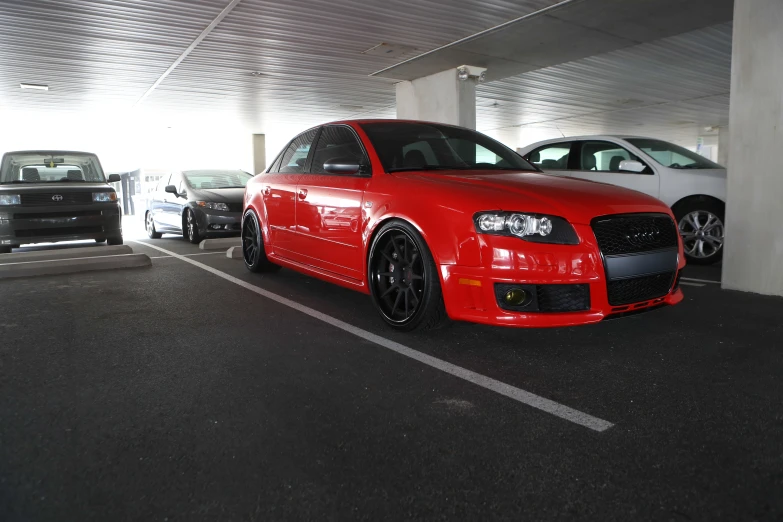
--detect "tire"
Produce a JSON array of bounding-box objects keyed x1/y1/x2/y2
[
  {"x1": 108, "y1": 236, "x2": 123, "y2": 246},
  {"x1": 674, "y1": 199, "x2": 725, "y2": 265},
  {"x1": 95, "y1": 238, "x2": 106, "y2": 244},
  {"x1": 0, "y1": 246, "x2": 11, "y2": 254},
  {"x1": 368, "y1": 220, "x2": 448, "y2": 332},
  {"x1": 184, "y1": 209, "x2": 201, "y2": 244},
  {"x1": 145, "y1": 211, "x2": 162, "y2": 239},
  {"x1": 242, "y1": 210, "x2": 280, "y2": 273}
]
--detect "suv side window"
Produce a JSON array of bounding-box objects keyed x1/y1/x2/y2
[
  {"x1": 576, "y1": 141, "x2": 650, "y2": 173},
  {"x1": 310, "y1": 126, "x2": 369, "y2": 175},
  {"x1": 527, "y1": 142, "x2": 572, "y2": 170},
  {"x1": 276, "y1": 129, "x2": 318, "y2": 173}
]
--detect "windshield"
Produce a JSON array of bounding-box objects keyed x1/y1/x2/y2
[
  {"x1": 360, "y1": 122, "x2": 537, "y2": 173},
  {"x1": 626, "y1": 138, "x2": 723, "y2": 169},
  {"x1": 0, "y1": 151, "x2": 106, "y2": 184},
  {"x1": 182, "y1": 170, "x2": 253, "y2": 189}
]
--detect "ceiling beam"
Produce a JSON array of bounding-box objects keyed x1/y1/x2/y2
[{"x1": 133, "y1": 0, "x2": 243, "y2": 108}]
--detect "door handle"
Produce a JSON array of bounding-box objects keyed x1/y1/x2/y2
[
  {"x1": 263, "y1": 186, "x2": 271, "y2": 196},
  {"x1": 298, "y1": 189, "x2": 308, "y2": 200}
]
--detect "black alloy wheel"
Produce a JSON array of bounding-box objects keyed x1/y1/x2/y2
[
  {"x1": 242, "y1": 210, "x2": 280, "y2": 273},
  {"x1": 184, "y1": 209, "x2": 201, "y2": 244},
  {"x1": 368, "y1": 220, "x2": 447, "y2": 331}
]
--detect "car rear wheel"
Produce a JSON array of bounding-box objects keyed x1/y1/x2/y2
[
  {"x1": 184, "y1": 209, "x2": 201, "y2": 244},
  {"x1": 675, "y1": 200, "x2": 724, "y2": 265},
  {"x1": 108, "y1": 236, "x2": 123, "y2": 246},
  {"x1": 146, "y1": 211, "x2": 162, "y2": 239},
  {"x1": 242, "y1": 210, "x2": 280, "y2": 273},
  {"x1": 368, "y1": 220, "x2": 447, "y2": 331},
  {"x1": 0, "y1": 246, "x2": 11, "y2": 254}
]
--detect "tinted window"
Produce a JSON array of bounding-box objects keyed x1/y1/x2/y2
[
  {"x1": 360, "y1": 122, "x2": 535, "y2": 172},
  {"x1": 626, "y1": 138, "x2": 723, "y2": 169},
  {"x1": 528, "y1": 143, "x2": 571, "y2": 170},
  {"x1": 276, "y1": 129, "x2": 318, "y2": 173},
  {"x1": 183, "y1": 170, "x2": 253, "y2": 189},
  {"x1": 310, "y1": 126, "x2": 368, "y2": 175},
  {"x1": 0, "y1": 151, "x2": 106, "y2": 184},
  {"x1": 578, "y1": 141, "x2": 641, "y2": 172}
]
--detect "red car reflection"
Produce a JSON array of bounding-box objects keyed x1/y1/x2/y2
[{"x1": 242, "y1": 120, "x2": 685, "y2": 331}]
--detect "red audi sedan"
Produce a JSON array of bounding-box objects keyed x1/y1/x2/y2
[{"x1": 242, "y1": 120, "x2": 685, "y2": 331}]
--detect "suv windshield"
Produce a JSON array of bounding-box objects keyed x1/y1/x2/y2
[
  {"x1": 360, "y1": 122, "x2": 536, "y2": 173},
  {"x1": 626, "y1": 138, "x2": 723, "y2": 169},
  {"x1": 182, "y1": 170, "x2": 253, "y2": 189},
  {"x1": 0, "y1": 151, "x2": 107, "y2": 184}
]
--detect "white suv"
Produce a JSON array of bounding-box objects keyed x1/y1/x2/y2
[{"x1": 518, "y1": 136, "x2": 726, "y2": 265}]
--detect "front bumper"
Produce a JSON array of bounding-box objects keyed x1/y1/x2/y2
[
  {"x1": 194, "y1": 208, "x2": 242, "y2": 237},
  {"x1": 439, "y1": 224, "x2": 685, "y2": 328},
  {"x1": 0, "y1": 203, "x2": 122, "y2": 246}
]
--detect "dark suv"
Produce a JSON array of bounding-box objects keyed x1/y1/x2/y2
[{"x1": 0, "y1": 150, "x2": 123, "y2": 253}]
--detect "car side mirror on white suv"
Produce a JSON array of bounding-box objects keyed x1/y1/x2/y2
[{"x1": 619, "y1": 160, "x2": 646, "y2": 173}]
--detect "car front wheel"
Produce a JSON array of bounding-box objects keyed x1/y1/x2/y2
[
  {"x1": 184, "y1": 209, "x2": 201, "y2": 244},
  {"x1": 146, "y1": 211, "x2": 162, "y2": 239},
  {"x1": 242, "y1": 210, "x2": 280, "y2": 273},
  {"x1": 368, "y1": 220, "x2": 447, "y2": 332},
  {"x1": 675, "y1": 200, "x2": 725, "y2": 265}
]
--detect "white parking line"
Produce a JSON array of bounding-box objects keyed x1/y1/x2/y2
[
  {"x1": 132, "y1": 240, "x2": 614, "y2": 432},
  {"x1": 148, "y1": 252, "x2": 226, "y2": 260},
  {"x1": 681, "y1": 277, "x2": 720, "y2": 284},
  {"x1": 679, "y1": 281, "x2": 705, "y2": 287}
]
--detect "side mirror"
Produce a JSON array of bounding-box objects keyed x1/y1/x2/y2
[
  {"x1": 618, "y1": 160, "x2": 646, "y2": 173},
  {"x1": 165, "y1": 185, "x2": 180, "y2": 195},
  {"x1": 323, "y1": 158, "x2": 363, "y2": 175},
  {"x1": 107, "y1": 174, "x2": 121, "y2": 183}
]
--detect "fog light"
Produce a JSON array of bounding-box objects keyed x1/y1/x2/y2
[{"x1": 504, "y1": 288, "x2": 528, "y2": 306}]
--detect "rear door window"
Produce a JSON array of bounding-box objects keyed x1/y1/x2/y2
[{"x1": 276, "y1": 129, "x2": 318, "y2": 173}]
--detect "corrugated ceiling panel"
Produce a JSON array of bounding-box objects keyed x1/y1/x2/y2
[
  {"x1": 0, "y1": 0, "x2": 234, "y2": 112},
  {"x1": 0, "y1": 0, "x2": 732, "y2": 150},
  {"x1": 141, "y1": 0, "x2": 565, "y2": 130}
]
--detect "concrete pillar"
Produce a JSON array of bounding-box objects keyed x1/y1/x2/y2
[
  {"x1": 395, "y1": 66, "x2": 485, "y2": 129},
  {"x1": 722, "y1": 0, "x2": 783, "y2": 296},
  {"x1": 717, "y1": 126, "x2": 729, "y2": 167},
  {"x1": 252, "y1": 134, "x2": 266, "y2": 175}
]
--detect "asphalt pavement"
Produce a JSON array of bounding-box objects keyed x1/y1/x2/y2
[{"x1": 0, "y1": 236, "x2": 781, "y2": 521}]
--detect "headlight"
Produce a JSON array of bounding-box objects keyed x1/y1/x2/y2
[
  {"x1": 473, "y1": 211, "x2": 579, "y2": 245},
  {"x1": 0, "y1": 194, "x2": 21, "y2": 206},
  {"x1": 197, "y1": 201, "x2": 229, "y2": 211},
  {"x1": 92, "y1": 192, "x2": 118, "y2": 202}
]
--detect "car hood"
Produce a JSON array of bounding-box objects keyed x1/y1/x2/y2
[
  {"x1": 392, "y1": 171, "x2": 672, "y2": 224},
  {"x1": 0, "y1": 182, "x2": 112, "y2": 193},
  {"x1": 190, "y1": 187, "x2": 245, "y2": 202}
]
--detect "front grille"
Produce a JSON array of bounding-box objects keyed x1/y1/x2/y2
[
  {"x1": 536, "y1": 284, "x2": 590, "y2": 312},
  {"x1": 226, "y1": 203, "x2": 243, "y2": 213},
  {"x1": 606, "y1": 272, "x2": 675, "y2": 306},
  {"x1": 592, "y1": 214, "x2": 678, "y2": 255},
  {"x1": 14, "y1": 210, "x2": 102, "y2": 219},
  {"x1": 15, "y1": 226, "x2": 103, "y2": 238},
  {"x1": 20, "y1": 192, "x2": 93, "y2": 206}
]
